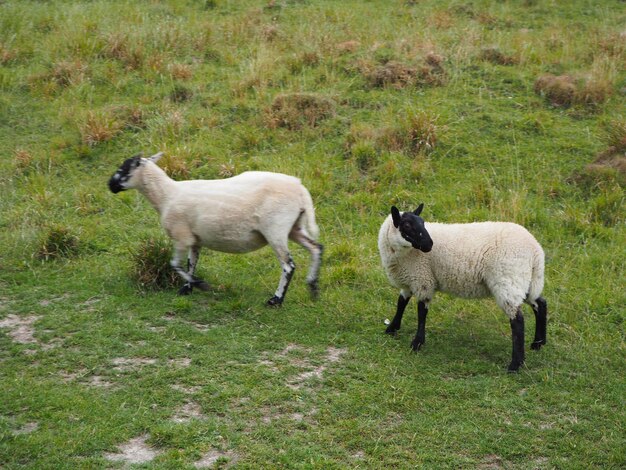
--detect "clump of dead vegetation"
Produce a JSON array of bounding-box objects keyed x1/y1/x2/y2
[
  {"x1": 534, "y1": 73, "x2": 613, "y2": 108},
  {"x1": 130, "y1": 237, "x2": 179, "y2": 290},
  {"x1": 360, "y1": 52, "x2": 446, "y2": 89},
  {"x1": 346, "y1": 110, "x2": 439, "y2": 161},
  {"x1": 78, "y1": 110, "x2": 122, "y2": 146},
  {"x1": 38, "y1": 225, "x2": 80, "y2": 260},
  {"x1": 571, "y1": 120, "x2": 626, "y2": 189},
  {"x1": 266, "y1": 93, "x2": 336, "y2": 129},
  {"x1": 479, "y1": 47, "x2": 517, "y2": 65},
  {"x1": 99, "y1": 32, "x2": 144, "y2": 70}
]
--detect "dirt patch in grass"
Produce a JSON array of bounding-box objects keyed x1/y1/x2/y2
[
  {"x1": 287, "y1": 346, "x2": 346, "y2": 390},
  {"x1": 0, "y1": 314, "x2": 41, "y2": 344},
  {"x1": 104, "y1": 434, "x2": 160, "y2": 465},
  {"x1": 172, "y1": 400, "x2": 205, "y2": 423},
  {"x1": 111, "y1": 357, "x2": 158, "y2": 372},
  {"x1": 168, "y1": 357, "x2": 192, "y2": 368},
  {"x1": 171, "y1": 384, "x2": 202, "y2": 394},
  {"x1": 14, "y1": 422, "x2": 38, "y2": 435},
  {"x1": 194, "y1": 449, "x2": 239, "y2": 468},
  {"x1": 265, "y1": 93, "x2": 336, "y2": 129}
]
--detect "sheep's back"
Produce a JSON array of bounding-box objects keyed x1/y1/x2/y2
[{"x1": 426, "y1": 222, "x2": 542, "y2": 298}]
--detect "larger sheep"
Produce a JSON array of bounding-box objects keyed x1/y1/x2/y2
[
  {"x1": 378, "y1": 204, "x2": 547, "y2": 371},
  {"x1": 108, "y1": 152, "x2": 323, "y2": 306}
]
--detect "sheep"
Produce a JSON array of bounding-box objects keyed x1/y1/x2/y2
[
  {"x1": 378, "y1": 204, "x2": 547, "y2": 372},
  {"x1": 108, "y1": 152, "x2": 323, "y2": 306}
]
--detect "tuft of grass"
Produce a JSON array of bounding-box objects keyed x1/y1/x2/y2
[
  {"x1": 266, "y1": 93, "x2": 336, "y2": 129},
  {"x1": 479, "y1": 47, "x2": 517, "y2": 65},
  {"x1": 37, "y1": 225, "x2": 80, "y2": 260},
  {"x1": 13, "y1": 149, "x2": 33, "y2": 172},
  {"x1": 170, "y1": 84, "x2": 194, "y2": 103},
  {"x1": 129, "y1": 237, "x2": 178, "y2": 291},
  {"x1": 534, "y1": 73, "x2": 613, "y2": 108},
  {"x1": 78, "y1": 110, "x2": 122, "y2": 147},
  {"x1": 361, "y1": 53, "x2": 446, "y2": 89}
]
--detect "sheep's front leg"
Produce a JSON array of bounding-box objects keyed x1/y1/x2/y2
[
  {"x1": 508, "y1": 309, "x2": 525, "y2": 372},
  {"x1": 411, "y1": 301, "x2": 429, "y2": 351},
  {"x1": 385, "y1": 290, "x2": 411, "y2": 335},
  {"x1": 172, "y1": 246, "x2": 209, "y2": 296},
  {"x1": 267, "y1": 254, "x2": 296, "y2": 307}
]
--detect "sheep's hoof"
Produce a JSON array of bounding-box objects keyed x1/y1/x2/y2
[
  {"x1": 308, "y1": 281, "x2": 320, "y2": 300},
  {"x1": 410, "y1": 340, "x2": 424, "y2": 351},
  {"x1": 385, "y1": 325, "x2": 399, "y2": 336},
  {"x1": 507, "y1": 361, "x2": 523, "y2": 372},
  {"x1": 266, "y1": 296, "x2": 283, "y2": 307},
  {"x1": 178, "y1": 283, "x2": 193, "y2": 296},
  {"x1": 531, "y1": 340, "x2": 545, "y2": 351}
]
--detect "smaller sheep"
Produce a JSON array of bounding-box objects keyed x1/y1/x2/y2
[
  {"x1": 108, "y1": 152, "x2": 323, "y2": 306},
  {"x1": 378, "y1": 204, "x2": 547, "y2": 371}
]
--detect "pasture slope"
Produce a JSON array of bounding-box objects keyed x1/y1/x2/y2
[{"x1": 0, "y1": 0, "x2": 624, "y2": 468}]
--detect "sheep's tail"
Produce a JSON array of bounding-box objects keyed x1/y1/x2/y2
[
  {"x1": 300, "y1": 185, "x2": 320, "y2": 240},
  {"x1": 526, "y1": 247, "x2": 545, "y2": 307}
]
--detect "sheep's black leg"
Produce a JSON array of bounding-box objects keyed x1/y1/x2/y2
[
  {"x1": 508, "y1": 309, "x2": 525, "y2": 372},
  {"x1": 385, "y1": 292, "x2": 411, "y2": 335},
  {"x1": 531, "y1": 297, "x2": 547, "y2": 350},
  {"x1": 267, "y1": 255, "x2": 296, "y2": 307},
  {"x1": 289, "y1": 227, "x2": 323, "y2": 300},
  {"x1": 411, "y1": 301, "x2": 428, "y2": 351},
  {"x1": 174, "y1": 246, "x2": 209, "y2": 296}
]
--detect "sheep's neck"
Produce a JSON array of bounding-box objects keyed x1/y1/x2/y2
[{"x1": 138, "y1": 164, "x2": 177, "y2": 214}]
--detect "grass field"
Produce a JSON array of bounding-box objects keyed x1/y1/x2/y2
[{"x1": 0, "y1": 0, "x2": 624, "y2": 468}]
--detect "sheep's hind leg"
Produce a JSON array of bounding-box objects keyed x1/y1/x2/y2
[
  {"x1": 530, "y1": 297, "x2": 547, "y2": 350},
  {"x1": 508, "y1": 308, "x2": 525, "y2": 372},
  {"x1": 266, "y1": 242, "x2": 296, "y2": 307},
  {"x1": 385, "y1": 290, "x2": 411, "y2": 335},
  {"x1": 289, "y1": 227, "x2": 323, "y2": 300},
  {"x1": 410, "y1": 301, "x2": 429, "y2": 351}
]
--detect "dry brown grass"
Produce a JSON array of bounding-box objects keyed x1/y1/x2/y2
[
  {"x1": 534, "y1": 74, "x2": 578, "y2": 107},
  {"x1": 100, "y1": 32, "x2": 144, "y2": 70},
  {"x1": 335, "y1": 40, "x2": 360, "y2": 54},
  {"x1": 0, "y1": 43, "x2": 17, "y2": 65},
  {"x1": 534, "y1": 73, "x2": 613, "y2": 108},
  {"x1": 346, "y1": 111, "x2": 439, "y2": 157},
  {"x1": 479, "y1": 47, "x2": 518, "y2": 65},
  {"x1": 14, "y1": 149, "x2": 34, "y2": 171},
  {"x1": 266, "y1": 93, "x2": 336, "y2": 129},
  {"x1": 362, "y1": 53, "x2": 446, "y2": 89},
  {"x1": 159, "y1": 154, "x2": 192, "y2": 180},
  {"x1": 168, "y1": 62, "x2": 193, "y2": 81},
  {"x1": 78, "y1": 111, "x2": 122, "y2": 146},
  {"x1": 571, "y1": 120, "x2": 626, "y2": 189}
]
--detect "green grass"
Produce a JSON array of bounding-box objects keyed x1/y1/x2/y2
[{"x1": 1, "y1": 0, "x2": 624, "y2": 468}]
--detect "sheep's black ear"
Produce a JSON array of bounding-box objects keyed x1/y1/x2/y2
[
  {"x1": 391, "y1": 206, "x2": 401, "y2": 228},
  {"x1": 414, "y1": 203, "x2": 424, "y2": 216}
]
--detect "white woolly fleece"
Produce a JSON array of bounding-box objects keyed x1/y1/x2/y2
[{"x1": 378, "y1": 214, "x2": 545, "y2": 319}]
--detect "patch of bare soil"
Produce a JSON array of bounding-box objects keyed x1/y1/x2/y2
[
  {"x1": 168, "y1": 357, "x2": 192, "y2": 368},
  {"x1": 171, "y1": 384, "x2": 202, "y2": 394},
  {"x1": 111, "y1": 357, "x2": 157, "y2": 372},
  {"x1": 0, "y1": 314, "x2": 41, "y2": 344},
  {"x1": 104, "y1": 434, "x2": 160, "y2": 465},
  {"x1": 14, "y1": 422, "x2": 38, "y2": 435},
  {"x1": 171, "y1": 400, "x2": 205, "y2": 423},
  {"x1": 194, "y1": 449, "x2": 239, "y2": 468},
  {"x1": 286, "y1": 346, "x2": 347, "y2": 390}
]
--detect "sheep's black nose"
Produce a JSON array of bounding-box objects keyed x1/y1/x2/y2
[{"x1": 108, "y1": 177, "x2": 123, "y2": 193}]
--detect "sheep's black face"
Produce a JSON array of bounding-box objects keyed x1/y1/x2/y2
[
  {"x1": 391, "y1": 204, "x2": 433, "y2": 253},
  {"x1": 108, "y1": 155, "x2": 142, "y2": 193}
]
